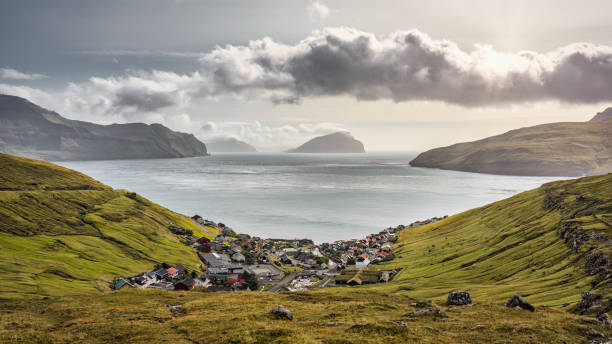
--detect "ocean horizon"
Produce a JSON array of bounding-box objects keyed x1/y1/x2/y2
[{"x1": 57, "y1": 152, "x2": 566, "y2": 243}]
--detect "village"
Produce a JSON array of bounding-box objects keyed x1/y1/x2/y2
[{"x1": 111, "y1": 215, "x2": 448, "y2": 292}]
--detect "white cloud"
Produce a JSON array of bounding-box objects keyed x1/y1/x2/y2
[
  {"x1": 308, "y1": 1, "x2": 331, "y2": 20},
  {"x1": 0, "y1": 68, "x2": 47, "y2": 80},
  {"x1": 199, "y1": 120, "x2": 346, "y2": 149},
  {"x1": 198, "y1": 27, "x2": 612, "y2": 105},
  {"x1": 3, "y1": 27, "x2": 612, "y2": 128}
]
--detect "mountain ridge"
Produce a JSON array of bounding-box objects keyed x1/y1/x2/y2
[
  {"x1": 0, "y1": 94, "x2": 209, "y2": 161},
  {"x1": 410, "y1": 108, "x2": 612, "y2": 176}
]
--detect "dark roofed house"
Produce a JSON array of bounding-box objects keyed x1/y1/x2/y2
[
  {"x1": 208, "y1": 285, "x2": 233, "y2": 292},
  {"x1": 154, "y1": 268, "x2": 169, "y2": 280},
  {"x1": 112, "y1": 278, "x2": 134, "y2": 290},
  {"x1": 174, "y1": 277, "x2": 195, "y2": 291},
  {"x1": 198, "y1": 244, "x2": 212, "y2": 253},
  {"x1": 197, "y1": 237, "x2": 211, "y2": 244},
  {"x1": 174, "y1": 265, "x2": 186, "y2": 274},
  {"x1": 168, "y1": 225, "x2": 186, "y2": 235}
]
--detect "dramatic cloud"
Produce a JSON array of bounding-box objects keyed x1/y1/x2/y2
[
  {"x1": 3, "y1": 27, "x2": 612, "y2": 123},
  {"x1": 0, "y1": 68, "x2": 47, "y2": 80},
  {"x1": 199, "y1": 27, "x2": 612, "y2": 106},
  {"x1": 308, "y1": 1, "x2": 330, "y2": 20}
]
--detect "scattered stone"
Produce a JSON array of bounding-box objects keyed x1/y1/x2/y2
[
  {"x1": 574, "y1": 292, "x2": 604, "y2": 315},
  {"x1": 505, "y1": 295, "x2": 535, "y2": 312},
  {"x1": 269, "y1": 305, "x2": 293, "y2": 320},
  {"x1": 408, "y1": 307, "x2": 448, "y2": 318},
  {"x1": 447, "y1": 291, "x2": 472, "y2": 306},
  {"x1": 167, "y1": 304, "x2": 186, "y2": 317},
  {"x1": 411, "y1": 300, "x2": 432, "y2": 308},
  {"x1": 597, "y1": 313, "x2": 612, "y2": 326},
  {"x1": 471, "y1": 324, "x2": 487, "y2": 330},
  {"x1": 392, "y1": 321, "x2": 410, "y2": 328},
  {"x1": 513, "y1": 324, "x2": 532, "y2": 332},
  {"x1": 327, "y1": 321, "x2": 339, "y2": 326}
]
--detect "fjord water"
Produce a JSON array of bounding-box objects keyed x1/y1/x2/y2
[{"x1": 58, "y1": 153, "x2": 565, "y2": 243}]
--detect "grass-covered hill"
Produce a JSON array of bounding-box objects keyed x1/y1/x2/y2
[
  {"x1": 0, "y1": 153, "x2": 215, "y2": 298},
  {"x1": 1, "y1": 153, "x2": 612, "y2": 342},
  {"x1": 410, "y1": 109, "x2": 612, "y2": 176},
  {"x1": 375, "y1": 173, "x2": 612, "y2": 306}
]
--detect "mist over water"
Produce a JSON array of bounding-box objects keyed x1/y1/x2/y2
[{"x1": 58, "y1": 153, "x2": 566, "y2": 243}]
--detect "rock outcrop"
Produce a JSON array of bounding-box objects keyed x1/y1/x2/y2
[
  {"x1": 0, "y1": 94, "x2": 208, "y2": 161},
  {"x1": 447, "y1": 291, "x2": 472, "y2": 305},
  {"x1": 574, "y1": 292, "x2": 605, "y2": 315},
  {"x1": 590, "y1": 107, "x2": 612, "y2": 122},
  {"x1": 287, "y1": 132, "x2": 365, "y2": 153}
]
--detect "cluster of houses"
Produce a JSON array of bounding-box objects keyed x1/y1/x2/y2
[
  {"x1": 111, "y1": 263, "x2": 198, "y2": 292},
  {"x1": 319, "y1": 216, "x2": 448, "y2": 272},
  {"x1": 110, "y1": 215, "x2": 448, "y2": 292}
]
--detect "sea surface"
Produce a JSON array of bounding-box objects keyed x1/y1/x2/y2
[{"x1": 58, "y1": 153, "x2": 566, "y2": 243}]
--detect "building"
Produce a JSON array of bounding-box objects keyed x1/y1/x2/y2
[
  {"x1": 201, "y1": 253, "x2": 232, "y2": 268},
  {"x1": 112, "y1": 278, "x2": 134, "y2": 290},
  {"x1": 153, "y1": 268, "x2": 169, "y2": 280},
  {"x1": 355, "y1": 257, "x2": 370, "y2": 269},
  {"x1": 166, "y1": 267, "x2": 179, "y2": 278},
  {"x1": 246, "y1": 264, "x2": 282, "y2": 281},
  {"x1": 174, "y1": 278, "x2": 195, "y2": 291}
]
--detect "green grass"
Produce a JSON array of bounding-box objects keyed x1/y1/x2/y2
[
  {"x1": 373, "y1": 174, "x2": 612, "y2": 306},
  {"x1": 1, "y1": 288, "x2": 610, "y2": 343},
  {"x1": 1, "y1": 153, "x2": 612, "y2": 342},
  {"x1": 0, "y1": 153, "x2": 206, "y2": 298}
]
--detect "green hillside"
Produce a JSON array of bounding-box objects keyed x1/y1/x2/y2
[
  {"x1": 1, "y1": 153, "x2": 611, "y2": 342},
  {"x1": 0, "y1": 153, "x2": 215, "y2": 298},
  {"x1": 376, "y1": 173, "x2": 612, "y2": 306},
  {"x1": 410, "y1": 114, "x2": 612, "y2": 176}
]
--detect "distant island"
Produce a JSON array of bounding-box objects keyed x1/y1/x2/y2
[
  {"x1": 410, "y1": 108, "x2": 612, "y2": 177},
  {"x1": 206, "y1": 137, "x2": 257, "y2": 153},
  {"x1": 287, "y1": 132, "x2": 365, "y2": 153},
  {"x1": 0, "y1": 94, "x2": 208, "y2": 161}
]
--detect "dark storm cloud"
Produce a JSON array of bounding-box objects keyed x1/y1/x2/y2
[
  {"x1": 3, "y1": 27, "x2": 612, "y2": 120},
  {"x1": 200, "y1": 28, "x2": 612, "y2": 105}
]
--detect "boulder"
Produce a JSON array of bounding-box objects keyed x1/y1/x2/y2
[
  {"x1": 447, "y1": 291, "x2": 472, "y2": 306},
  {"x1": 269, "y1": 305, "x2": 293, "y2": 320},
  {"x1": 505, "y1": 295, "x2": 535, "y2": 312}
]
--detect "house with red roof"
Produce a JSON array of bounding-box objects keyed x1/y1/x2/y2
[{"x1": 166, "y1": 267, "x2": 179, "y2": 278}]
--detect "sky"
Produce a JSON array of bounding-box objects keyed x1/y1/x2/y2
[{"x1": 1, "y1": 0, "x2": 611, "y2": 151}]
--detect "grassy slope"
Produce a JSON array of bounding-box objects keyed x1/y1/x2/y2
[
  {"x1": 1, "y1": 288, "x2": 610, "y2": 343},
  {"x1": 0, "y1": 153, "x2": 216, "y2": 298},
  {"x1": 409, "y1": 120, "x2": 612, "y2": 176},
  {"x1": 375, "y1": 173, "x2": 612, "y2": 306},
  {"x1": 1, "y1": 154, "x2": 612, "y2": 342}
]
